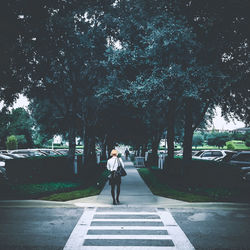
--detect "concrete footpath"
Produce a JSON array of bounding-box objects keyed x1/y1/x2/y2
[{"x1": 66, "y1": 160, "x2": 187, "y2": 208}]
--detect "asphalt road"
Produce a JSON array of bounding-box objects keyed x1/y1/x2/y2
[
  {"x1": 0, "y1": 206, "x2": 250, "y2": 250},
  {"x1": 171, "y1": 207, "x2": 250, "y2": 250},
  {"x1": 0, "y1": 207, "x2": 83, "y2": 250}
]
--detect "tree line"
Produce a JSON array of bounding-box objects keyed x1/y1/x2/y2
[{"x1": 0, "y1": 0, "x2": 249, "y2": 173}]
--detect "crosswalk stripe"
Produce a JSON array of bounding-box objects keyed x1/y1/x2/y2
[
  {"x1": 63, "y1": 208, "x2": 96, "y2": 250},
  {"x1": 88, "y1": 226, "x2": 168, "y2": 230},
  {"x1": 92, "y1": 218, "x2": 162, "y2": 221},
  {"x1": 94, "y1": 214, "x2": 160, "y2": 219},
  {"x1": 87, "y1": 229, "x2": 169, "y2": 235},
  {"x1": 90, "y1": 220, "x2": 164, "y2": 226},
  {"x1": 64, "y1": 207, "x2": 195, "y2": 250}
]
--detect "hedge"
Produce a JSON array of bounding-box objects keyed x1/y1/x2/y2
[
  {"x1": 163, "y1": 158, "x2": 242, "y2": 187},
  {"x1": 4, "y1": 155, "x2": 74, "y2": 183}
]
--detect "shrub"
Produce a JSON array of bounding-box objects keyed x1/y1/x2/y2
[
  {"x1": 226, "y1": 142, "x2": 235, "y2": 150},
  {"x1": 192, "y1": 133, "x2": 204, "y2": 148},
  {"x1": 245, "y1": 133, "x2": 250, "y2": 147},
  {"x1": 5, "y1": 155, "x2": 75, "y2": 183},
  {"x1": 16, "y1": 135, "x2": 27, "y2": 148},
  {"x1": 226, "y1": 140, "x2": 249, "y2": 150},
  {"x1": 6, "y1": 135, "x2": 18, "y2": 150},
  {"x1": 165, "y1": 158, "x2": 241, "y2": 188}
]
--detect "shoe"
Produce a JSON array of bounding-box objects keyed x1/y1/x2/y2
[
  {"x1": 116, "y1": 199, "x2": 120, "y2": 204},
  {"x1": 113, "y1": 200, "x2": 116, "y2": 205}
]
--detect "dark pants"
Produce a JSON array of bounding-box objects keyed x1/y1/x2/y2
[{"x1": 111, "y1": 183, "x2": 120, "y2": 202}]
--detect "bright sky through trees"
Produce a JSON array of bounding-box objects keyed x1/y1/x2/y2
[{"x1": 0, "y1": 95, "x2": 244, "y2": 131}]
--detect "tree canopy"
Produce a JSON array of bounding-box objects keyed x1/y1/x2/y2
[{"x1": 1, "y1": 0, "x2": 249, "y2": 172}]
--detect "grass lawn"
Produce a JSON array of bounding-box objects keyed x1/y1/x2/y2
[
  {"x1": 138, "y1": 167, "x2": 250, "y2": 203},
  {"x1": 41, "y1": 186, "x2": 100, "y2": 201},
  {"x1": 138, "y1": 168, "x2": 213, "y2": 202},
  {"x1": 2, "y1": 168, "x2": 109, "y2": 201}
]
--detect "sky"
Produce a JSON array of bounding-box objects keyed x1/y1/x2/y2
[{"x1": 0, "y1": 94, "x2": 246, "y2": 131}]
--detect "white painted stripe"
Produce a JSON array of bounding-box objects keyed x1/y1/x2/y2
[
  {"x1": 95, "y1": 212, "x2": 158, "y2": 215},
  {"x1": 158, "y1": 209, "x2": 195, "y2": 250},
  {"x1": 63, "y1": 208, "x2": 96, "y2": 250},
  {"x1": 157, "y1": 209, "x2": 178, "y2": 226},
  {"x1": 85, "y1": 235, "x2": 172, "y2": 240},
  {"x1": 89, "y1": 226, "x2": 167, "y2": 230},
  {"x1": 92, "y1": 219, "x2": 162, "y2": 222},
  {"x1": 80, "y1": 246, "x2": 177, "y2": 250}
]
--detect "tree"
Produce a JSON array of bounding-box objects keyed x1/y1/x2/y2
[
  {"x1": 8, "y1": 108, "x2": 34, "y2": 148},
  {"x1": 207, "y1": 132, "x2": 231, "y2": 148},
  {"x1": 192, "y1": 133, "x2": 204, "y2": 148},
  {"x1": 245, "y1": 132, "x2": 250, "y2": 147},
  {"x1": 6, "y1": 135, "x2": 18, "y2": 150},
  {"x1": 0, "y1": 108, "x2": 10, "y2": 149}
]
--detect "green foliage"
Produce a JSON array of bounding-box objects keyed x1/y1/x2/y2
[
  {"x1": 139, "y1": 158, "x2": 249, "y2": 202},
  {"x1": 192, "y1": 133, "x2": 204, "y2": 148},
  {"x1": 41, "y1": 186, "x2": 100, "y2": 201},
  {"x1": 226, "y1": 140, "x2": 249, "y2": 150},
  {"x1": 1, "y1": 0, "x2": 250, "y2": 174},
  {"x1": 138, "y1": 168, "x2": 214, "y2": 202},
  {"x1": 207, "y1": 132, "x2": 231, "y2": 148},
  {"x1": 6, "y1": 135, "x2": 18, "y2": 150},
  {"x1": 5, "y1": 156, "x2": 72, "y2": 183},
  {"x1": 0, "y1": 108, "x2": 35, "y2": 149},
  {"x1": 245, "y1": 132, "x2": 250, "y2": 147},
  {"x1": 231, "y1": 132, "x2": 245, "y2": 141},
  {"x1": 226, "y1": 142, "x2": 235, "y2": 150},
  {"x1": 15, "y1": 135, "x2": 27, "y2": 149}
]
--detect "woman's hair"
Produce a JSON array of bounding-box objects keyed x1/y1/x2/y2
[{"x1": 110, "y1": 149, "x2": 118, "y2": 156}]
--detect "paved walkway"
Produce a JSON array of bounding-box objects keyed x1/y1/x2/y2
[
  {"x1": 67, "y1": 160, "x2": 186, "y2": 207},
  {"x1": 63, "y1": 160, "x2": 195, "y2": 249}
]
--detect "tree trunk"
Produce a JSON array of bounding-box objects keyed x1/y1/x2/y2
[
  {"x1": 83, "y1": 125, "x2": 96, "y2": 168},
  {"x1": 151, "y1": 135, "x2": 160, "y2": 166},
  {"x1": 167, "y1": 102, "x2": 176, "y2": 161},
  {"x1": 141, "y1": 143, "x2": 147, "y2": 157},
  {"x1": 24, "y1": 131, "x2": 34, "y2": 148},
  {"x1": 107, "y1": 138, "x2": 115, "y2": 159},
  {"x1": 182, "y1": 100, "x2": 194, "y2": 175},
  {"x1": 68, "y1": 126, "x2": 76, "y2": 171},
  {"x1": 83, "y1": 126, "x2": 89, "y2": 166},
  {"x1": 100, "y1": 138, "x2": 107, "y2": 161}
]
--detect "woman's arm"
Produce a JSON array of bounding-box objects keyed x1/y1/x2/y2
[
  {"x1": 119, "y1": 158, "x2": 125, "y2": 168},
  {"x1": 106, "y1": 160, "x2": 111, "y2": 171}
]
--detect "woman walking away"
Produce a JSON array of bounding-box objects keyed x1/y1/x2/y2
[{"x1": 107, "y1": 149, "x2": 125, "y2": 205}]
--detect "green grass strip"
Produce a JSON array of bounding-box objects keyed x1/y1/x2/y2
[
  {"x1": 40, "y1": 186, "x2": 100, "y2": 201},
  {"x1": 138, "y1": 168, "x2": 215, "y2": 202}
]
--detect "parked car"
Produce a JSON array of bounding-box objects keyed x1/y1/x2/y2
[
  {"x1": 0, "y1": 150, "x2": 9, "y2": 154},
  {"x1": 192, "y1": 150, "x2": 229, "y2": 160},
  {"x1": 10, "y1": 149, "x2": 46, "y2": 157},
  {"x1": 55, "y1": 149, "x2": 68, "y2": 155},
  {"x1": 229, "y1": 151, "x2": 250, "y2": 167},
  {"x1": 0, "y1": 153, "x2": 13, "y2": 160},
  {"x1": 242, "y1": 172, "x2": 250, "y2": 182},
  {"x1": 192, "y1": 150, "x2": 204, "y2": 157},
  {"x1": 0, "y1": 164, "x2": 8, "y2": 182},
  {"x1": 2, "y1": 153, "x2": 26, "y2": 159},
  {"x1": 76, "y1": 149, "x2": 83, "y2": 154},
  {"x1": 213, "y1": 151, "x2": 237, "y2": 162},
  {"x1": 239, "y1": 166, "x2": 250, "y2": 182},
  {"x1": 37, "y1": 149, "x2": 61, "y2": 156},
  {"x1": 175, "y1": 151, "x2": 183, "y2": 156}
]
